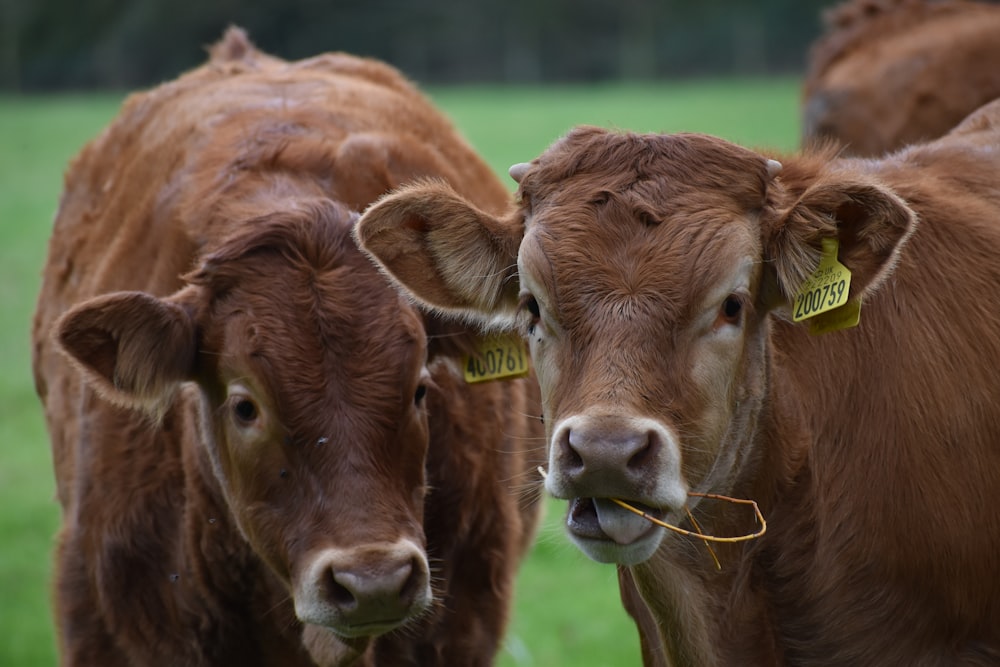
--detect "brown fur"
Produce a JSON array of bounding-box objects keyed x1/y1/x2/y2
[
  {"x1": 802, "y1": 0, "x2": 1000, "y2": 155},
  {"x1": 32, "y1": 27, "x2": 543, "y2": 667},
  {"x1": 355, "y1": 100, "x2": 1000, "y2": 665}
]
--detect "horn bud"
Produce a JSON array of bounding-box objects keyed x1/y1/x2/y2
[{"x1": 508, "y1": 162, "x2": 531, "y2": 183}]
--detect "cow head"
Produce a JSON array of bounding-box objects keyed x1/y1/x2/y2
[
  {"x1": 356, "y1": 127, "x2": 915, "y2": 565},
  {"x1": 56, "y1": 199, "x2": 435, "y2": 643}
]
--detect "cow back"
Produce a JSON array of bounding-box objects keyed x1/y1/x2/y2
[{"x1": 802, "y1": 0, "x2": 1000, "y2": 155}]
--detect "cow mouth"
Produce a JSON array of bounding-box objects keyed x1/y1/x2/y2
[
  {"x1": 567, "y1": 497, "x2": 663, "y2": 546},
  {"x1": 325, "y1": 618, "x2": 412, "y2": 639}
]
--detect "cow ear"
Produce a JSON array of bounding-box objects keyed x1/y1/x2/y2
[
  {"x1": 765, "y1": 178, "x2": 916, "y2": 307},
  {"x1": 55, "y1": 290, "x2": 199, "y2": 418},
  {"x1": 355, "y1": 180, "x2": 523, "y2": 323}
]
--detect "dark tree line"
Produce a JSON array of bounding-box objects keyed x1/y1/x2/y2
[{"x1": 0, "y1": 0, "x2": 836, "y2": 91}]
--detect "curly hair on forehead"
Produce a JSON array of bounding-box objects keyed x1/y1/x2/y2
[
  {"x1": 521, "y1": 126, "x2": 771, "y2": 214},
  {"x1": 187, "y1": 199, "x2": 358, "y2": 293}
]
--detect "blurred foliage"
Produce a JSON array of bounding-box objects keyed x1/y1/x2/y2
[{"x1": 0, "y1": 0, "x2": 835, "y2": 90}]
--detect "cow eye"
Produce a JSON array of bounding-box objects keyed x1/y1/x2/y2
[
  {"x1": 524, "y1": 295, "x2": 540, "y2": 318},
  {"x1": 720, "y1": 295, "x2": 744, "y2": 325},
  {"x1": 233, "y1": 398, "x2": 258, "y2": 423},
  {"x1": 414, "y1": 384, "x2": 427, "y2": 405},
  {"x1": 519, "y1": 294, "x2": 541, "y2": 333}
]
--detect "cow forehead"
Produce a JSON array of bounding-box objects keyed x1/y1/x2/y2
[
  {"x1": 220, "y1": 265, "x2": 424, "y2": 363},
  {"x1": 519, "y1": 192, "x2": 762, "y2": 328},
  {"x1": 202, "y1": 231, "x2": 427, "y2": 437},
  {"x1": 221, "y1": 307, "x2": 424, "y2": 451},
  {"x1": 222, "y1": 262, "x2": 423, "y2": 360},
  {"x1": 520, "y1": 127, "x2": 769, "y2": 214},
  {"x1": 516, "y1": 127, "x2": 768, "y2": 307}
]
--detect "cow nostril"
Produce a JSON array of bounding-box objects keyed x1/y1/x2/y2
[
  {"x1": 325, "y1": 570, "x2": 358, "y2": 610},
  {"x1": 626, "y1": 431, "x2": 657, "y2": 471},
  {"x1": 563, "y1": 430, "x2": 585, "y2": 471},
  {"x1": 567, "y1": 446, "x2": 584, "y2": 470},
  {"x1": 397, "y1": 558, "x2": 421, "y2": 605}
]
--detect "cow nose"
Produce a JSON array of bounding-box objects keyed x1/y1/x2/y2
[
  {"x1": 295, "y1": 542, "x2": 431, "y2": 636},
  {"x1": 323, "y1": 558, "x2": 421, "y2": 624},
  {"x1": 558, "y1": 422, "x2": 658, "y2": 491}
]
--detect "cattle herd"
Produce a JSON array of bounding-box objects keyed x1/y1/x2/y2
[{"x1": 29, "y1": 0, "x2": 1000, "y2": 665}]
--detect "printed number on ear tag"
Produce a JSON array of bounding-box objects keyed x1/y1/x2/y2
[
  {"x1": 793, "y1": 237, "x2": 851, "y2": 321},
  {"x1": 463, "y1": 335, "x2": 531, "y2": 383},
  {"x1": 792, "y1": 237, "x2": 860, "y2": 333}
]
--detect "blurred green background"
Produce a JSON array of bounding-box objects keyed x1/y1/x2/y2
[{"x1": 1, "y1": 1, "x2": 832, "y2": 91}]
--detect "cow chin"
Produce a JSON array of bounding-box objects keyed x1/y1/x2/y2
[
  {"x1": 568, "y1": 524, "x2": 666, "y2": 566},
  {"x1": 301, "y1": 625, "x2": 371, "y2": 667}
]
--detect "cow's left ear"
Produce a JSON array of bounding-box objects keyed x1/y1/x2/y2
[
  {"x1": 764, "y1": 177, "x2": 917, "y2": 306},
  {"x1": 55, "y1": 289, "x2": 199, "y2": 419}
]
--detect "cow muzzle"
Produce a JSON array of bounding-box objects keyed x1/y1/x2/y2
[
  {"x1": 294, "y1": 539, "x2": 431, "y2": 638},
  {"x1": 547, "y1": 414, "x2": 689, "y2": 564}
]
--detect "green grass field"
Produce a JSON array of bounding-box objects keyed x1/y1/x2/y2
[{"x1": 0, "y1": 78, "x2": 801, "y2": 667}]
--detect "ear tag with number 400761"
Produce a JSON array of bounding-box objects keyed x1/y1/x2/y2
[
  {"x1": 463, "y1": 335, "x2": 531, "y2": 384},
  {"x1": 792, "y1": 237, "x2": 861, "y2": 334}
]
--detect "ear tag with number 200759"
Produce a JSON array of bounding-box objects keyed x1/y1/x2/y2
[
  {"x1": 792, "y1": 237, "x2": 860, "y2": 334},
  {"x1": 463, "y1": 335, "x2": 531, "y2": 384}
]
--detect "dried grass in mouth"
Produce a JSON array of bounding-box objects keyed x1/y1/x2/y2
[
  {"x1": 538, "y1": 466, "x2": 766, "y2": 570},
  {"x1": 611, "y1": 494, "x2": 766, "y2": 571}
]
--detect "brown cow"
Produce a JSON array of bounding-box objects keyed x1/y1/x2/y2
[
  {"x1": 802, "y1": 0, "x2": 1000, "y2": 156},
  {"x1": 31, "y1": 28, "x2": 543, "y2": 667},
  {"x1": 355, "y1": 99, "x2": 1000, "y2": 664}
]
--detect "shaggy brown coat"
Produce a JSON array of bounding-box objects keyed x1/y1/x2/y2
[
  {"x1": 802, "y1": 0, "x2": 1000, "y2": 156},
  {"x1": 355, "y1": 99, "x2": 1000, "y2": 665},
  {"x1": 32, "y1": 28, "x2": 543, "y2": 667}
]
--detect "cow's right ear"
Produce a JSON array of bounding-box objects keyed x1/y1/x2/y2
[
  {"x1": 55, "y1": 290, "x2": 199, "y2": 418},
  {"x1": 355, "y1": 180, "x2": 523, "y2": 322}
]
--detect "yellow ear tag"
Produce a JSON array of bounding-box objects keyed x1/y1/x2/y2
[
  {"x1": 463, "y1": 334, "x2": 531, "y2": 383},
  {"x1": 807, "y1": 298, "x2": 861, "y2": 335},
  {"x1": 792, "y1": 237, "x2": 861, "y2": 334}
]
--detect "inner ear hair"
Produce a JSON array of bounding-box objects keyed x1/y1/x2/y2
[{"x1": 55, "y1": 291, "x2": 198, "y2": 419}]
